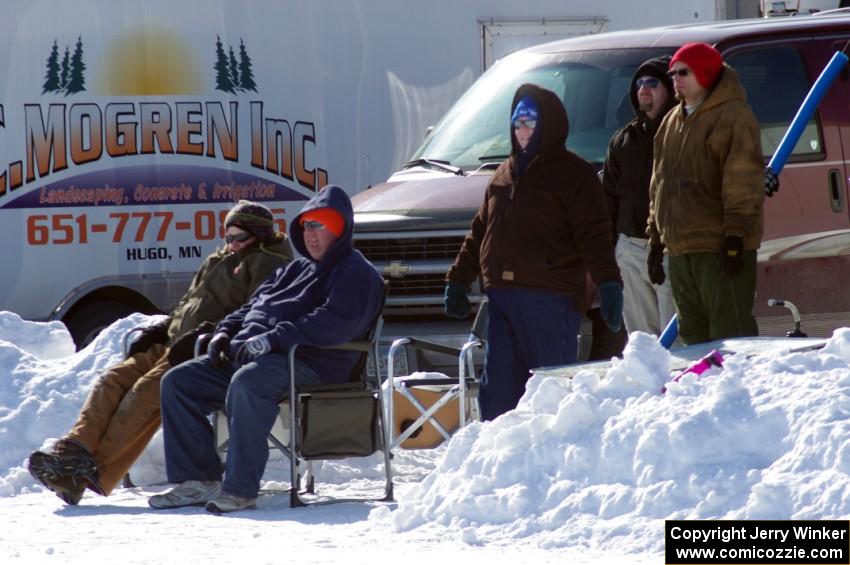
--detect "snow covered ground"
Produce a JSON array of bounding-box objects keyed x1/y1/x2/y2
[{"x1": 2, "y1": 311, "x2": 850, "y2": 563}]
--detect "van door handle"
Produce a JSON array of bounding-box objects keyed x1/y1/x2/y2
[{"x1": 828, "y1": 168, "x2": 844, "y2": 213}]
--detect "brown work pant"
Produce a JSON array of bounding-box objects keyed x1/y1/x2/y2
[{"x1": 65, "y1": 344, "x2": 170, "y2": 495}]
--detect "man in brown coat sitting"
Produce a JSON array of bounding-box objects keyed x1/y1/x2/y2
[{"x1": 28, "y1": 200, "x2": 292, "y2": 505}]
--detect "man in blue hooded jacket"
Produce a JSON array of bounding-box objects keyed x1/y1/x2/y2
[{"x1": 149, "y1": 185, "x2": 384, "y2": 513}]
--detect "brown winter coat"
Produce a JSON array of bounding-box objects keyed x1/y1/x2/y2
[
  {"x1": 447, "y1": 83, "x2": 620, "y2": 312},
  {"x1": 647, "y1": 65, "x2": 764, "y2": 256},
  {"x1": 167, "y1": 234, "x2": 292, "y2": 342}
]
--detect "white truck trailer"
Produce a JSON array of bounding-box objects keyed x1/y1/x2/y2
[{"x1": 1, "y1": 0, "x2": 726, "y2": 346}]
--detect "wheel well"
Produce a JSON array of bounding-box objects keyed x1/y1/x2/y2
[
  {"x1": 61, "y1": 287, "x2": 163, "y2": 350},
  {"x1": 62, "y1": 286, "x2": 161, "y2": 323}
]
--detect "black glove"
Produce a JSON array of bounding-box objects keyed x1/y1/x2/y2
[
  {"x1": 765, "y1": 167, "x2": 779, "y2": 197},
  {"x1": 647, "y1": 244, "x2": 666, "y2": 286},
  {"x1": 166, "y1": 321, "x2": 216, "y2": 366},
  {"x1": 126, "y1": 319, "x2": 170, "y2": 358},
  {"x1": 444, "y1": 282, "x2": 471, "y2": 319},
  {"x1": 598, "y1": 281, "x2": 624, "y2": 333},
  {"x1": 207, "y1": 332, "x2": 231, "y2": 368},
  {"x1": 722, "y1": 236, "x2": 744, "y2": 276}
]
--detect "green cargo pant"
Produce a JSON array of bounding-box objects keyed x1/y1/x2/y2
[
  {"x1": 668, "y1": 251, "x2": 758, "y2": 345},
  {"x1": 65, "y1": 343, "x2": 170, "y2": 495}
]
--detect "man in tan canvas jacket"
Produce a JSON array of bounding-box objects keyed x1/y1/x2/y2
[
  {"x1": 28, "y1": 200, "x2": 292, "y2": 505},
  {"x1": 647, "y1": 42, "x2": 764, "y2": 345}
]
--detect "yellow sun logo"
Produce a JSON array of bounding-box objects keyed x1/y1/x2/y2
[{"x1": 98, "y1": 27, "x2": 202, "y2": 95}]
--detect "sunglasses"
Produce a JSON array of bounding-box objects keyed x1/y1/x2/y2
[
  {"x1": 302, "y1": 220, "x2": 328, "y2": 231},
  {"x1": 225, "y1": 232, "x2": 253, "y2": 244},
  {"x1": 513, "y1": 119, "x2": 537, "y2": 130},
  {"x1": 667, "y1": 68, "x2": 691, "y2": 78},
  {"x1": 635, "y1": 77, "x2": 661, "y2": 89}
]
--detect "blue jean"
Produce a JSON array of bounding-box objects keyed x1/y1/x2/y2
[
  {"x1": 160, "y1": 353, "x2": 321, "y2": 499},
  {"x1": 478, "y1": 287, "x2": 581, "y2": 421}
]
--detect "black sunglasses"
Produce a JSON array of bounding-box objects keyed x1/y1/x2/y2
[
  {"x1": 667, "y1": 68, "x2": 691, "y2": 78},
  {"x1": 225, "y1": 232, "x2": 253, "y2": 244}
]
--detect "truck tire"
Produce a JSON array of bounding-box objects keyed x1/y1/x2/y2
[{"x1": 64, "y1": 300, "x2": 137, "y2": 350}]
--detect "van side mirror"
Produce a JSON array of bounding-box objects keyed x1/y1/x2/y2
[{"x1": 424, "y1": 126, "x2": 434, "y2": 139}]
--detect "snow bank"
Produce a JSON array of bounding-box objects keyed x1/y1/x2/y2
[{"x1": 386, "y1": 331, "x2": 850, "y2": 553}]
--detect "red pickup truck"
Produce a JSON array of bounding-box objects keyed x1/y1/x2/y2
[{"x1": 353, "y1": 12, "x2": 850, "y2": 375}]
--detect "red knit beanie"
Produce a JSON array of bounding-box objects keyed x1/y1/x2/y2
[{"x1": 670, "y1": 42, "x2": 723, "y2": 89}]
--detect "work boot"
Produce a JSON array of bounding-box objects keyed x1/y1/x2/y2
[
  {"x1": 28, "y1": 451, "x2": 88, "y2": 505},
  {"x1": 27, "y1": 439, "x2": 105, "y2": 499},
  {"x1": 205, "y1": 492, "x2": 257, "y2": 514}
]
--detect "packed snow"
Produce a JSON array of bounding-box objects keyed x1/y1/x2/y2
[{"x1": 1, "y1": 310, "x2": 850, "y2": 563}]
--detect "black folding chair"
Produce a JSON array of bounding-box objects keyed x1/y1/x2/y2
[{"x1": 214, "y1": 286, "x2": 392, "y2": 507}]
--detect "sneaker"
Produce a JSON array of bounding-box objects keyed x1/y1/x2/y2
[
  {"x1": 148, "y1": 480, "x2": 221, "y2": 509},
  {"x1": 205, "y1": 492, "x2": 257, "y2": 514}
]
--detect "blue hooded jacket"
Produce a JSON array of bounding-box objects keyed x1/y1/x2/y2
[{"x1": 217, "y1": 185, "x2": 385, "y2": 382}]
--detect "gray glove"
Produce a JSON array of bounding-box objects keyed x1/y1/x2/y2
[{"x1": 234, "y1": 334, "x2": 272, "y2": 365}]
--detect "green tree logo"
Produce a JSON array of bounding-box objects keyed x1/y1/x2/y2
[
  {"x1": 238, "y1": 39, "x2": 257, "y2": 92},
  {"x1": 214, "y1": 35, "x2": 235, "y2": 93},
  {"x1": 42, "y1": 40, "x2": 61, "y2": 94},
  {"x1": 215, "y1": 36, "x2": 258, "y2": 93},
  {"x1": 43, "y1": 37, "x2": 86, "y2": 95},
  {"x1": 66, "y1": 36, "x2": 86, "y2": 95}
]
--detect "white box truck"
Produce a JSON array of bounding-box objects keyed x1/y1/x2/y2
[{"x1": 0, "y1": 0, "x2": 726, "y2": 347}]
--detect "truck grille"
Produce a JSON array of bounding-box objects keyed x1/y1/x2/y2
[
  {"x1": 384, "y1": 273, "x2": 446, "y2": 296},
  {"x1": 355, "y1": 236, "x2": 463, "y2": 262},
  {"x1": 354, "y1": 233, "x2": 469, "y2": 313}
]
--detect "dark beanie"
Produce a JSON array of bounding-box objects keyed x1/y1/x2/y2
[
  {"x1": 633, "y1": 56, "x2": 674, "y2": 96},
  {"x1": 224, "y1": 200, "x2": 275, "y2": 243}
]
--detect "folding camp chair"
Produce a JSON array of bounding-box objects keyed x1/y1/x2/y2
[
  {"x1": 214, "y1": 286, "x2": 393, "y2": 507},
  {"x1": 385, "y1": 301, "x2": 488, "y2": 451}
]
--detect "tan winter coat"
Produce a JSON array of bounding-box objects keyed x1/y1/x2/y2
[{"x1": 647, "y1": 64, "x2": 764, "y2": 256}]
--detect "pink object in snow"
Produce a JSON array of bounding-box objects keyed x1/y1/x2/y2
[{"x1": 662, "y1": 349, "x2": 724, "y2": 393}]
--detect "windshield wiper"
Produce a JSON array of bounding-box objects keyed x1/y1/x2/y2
[
  {"x1": 478, "y1": 154, "x2": 509, "y2": 162},
  {"x1": 403, "y1": 158, "x2": 466, "y2": 176}
]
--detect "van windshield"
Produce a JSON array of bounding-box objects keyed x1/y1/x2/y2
[{"x1": 411, "y1": 48, "x2": 670, "y2": 170}]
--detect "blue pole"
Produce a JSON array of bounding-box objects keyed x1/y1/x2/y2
[
  {"x1": 767, "y1": 50, "x2": 849, "y2": 176},
  {"x1": 658, "y1": 314, "x2": 678, "y2": 349}
]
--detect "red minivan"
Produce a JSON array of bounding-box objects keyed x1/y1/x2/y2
[{"x1": 353, "y1": 12, "x2": 850, "y2": 374}]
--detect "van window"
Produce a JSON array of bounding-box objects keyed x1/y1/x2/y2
[
  {"x1": 726, "y1": 46, "x2": 823, "y2": 160},
  {"x1": 411, "y1": 48, "x2": 668, "y2": 169}
]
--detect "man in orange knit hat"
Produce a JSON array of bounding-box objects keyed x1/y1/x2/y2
[
  {"x1": 149, "y1": 185, "x2": 384, "y2": 513},
  {"x1": 646, "y1": 43, "x2": 764, "y2": 345}
]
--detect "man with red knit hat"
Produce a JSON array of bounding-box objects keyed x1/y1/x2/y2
[{"x1": 646, "y1": 42, "x2": 764, "y2": 345}]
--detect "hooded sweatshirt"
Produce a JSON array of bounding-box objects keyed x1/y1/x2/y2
[
  {"x1": 217, "y1": 185, "x2": 385, "y2": 382},
  {"x1": 602, "y1": 56, "x2": 676, "y2": 239},
  {"x1": 447, "y1": 83, "x2": 621, "y2": 312}
]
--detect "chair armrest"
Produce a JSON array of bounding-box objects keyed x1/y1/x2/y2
[
  {"x1": 121, "y1": 327, "x2": 145, "y2": 358},
  {"x1": 320, "y1": 340, "x2": 372, "y2": 353},
  {"x1": 404, "y1": 338, "x2": 461, "y2": 358}
]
